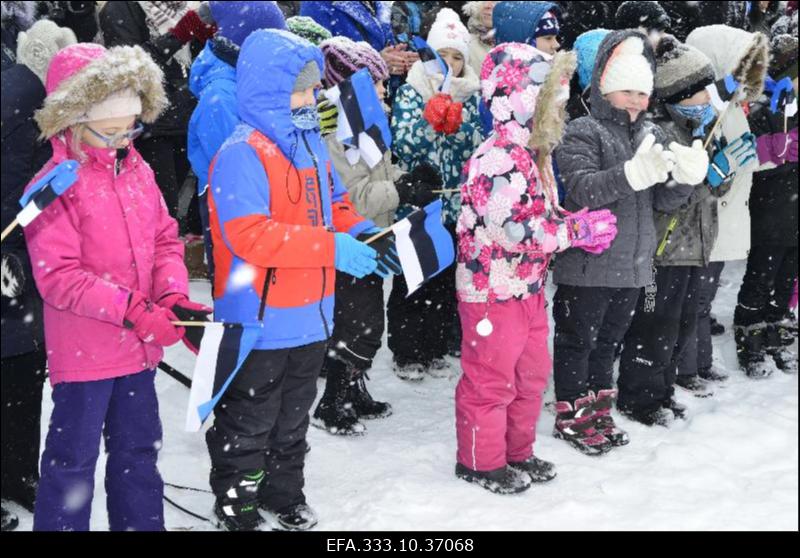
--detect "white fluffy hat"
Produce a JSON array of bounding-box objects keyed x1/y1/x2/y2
[
  {"x1": 600, "y1": 36, "x2": 654, "y2": 96},
  {"x1": 427, "y1": 8, "x2": 471, "y2": 64}
]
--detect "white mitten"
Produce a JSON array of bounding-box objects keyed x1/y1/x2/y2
[
  {"x1": 624, "y1": 134, "x2": 676, "y2": 191},
  {"x1": 669, "y1": 140, "x2": 710, "y2": 186}
]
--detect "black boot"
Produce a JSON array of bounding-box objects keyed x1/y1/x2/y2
[
  {"x1": 765, "y1": 323, "x2": 798, "y2": 373},
  {"x1": 710, "y1": 315, "x2": 725, "y2": 336},
  {"x1": 269, "y1": 503, "x2": 318, "y2": 531},
  {"x1": 312, "y1": 359, "x2": 366, "y2": 436},
  {"x1": 618, "y1": 403, "x2": 673, "y2": 427},
  {"x1": 735, "y1": 325, "x2": 773, "y2": 379},
  {"x1": 349, "y1": 369, "x2": 392, "y2": 420},
  {"x1": 1, "y1": 504, "x2": 18, "y2": 532},
  {"x1": 455, "y1": 463, "x2": 532, "y2": 494},
  {"x1": 213, "y1": 471, "x2": 266, "y2": 532},
  {"x1": 663, "y1": 396, "x2": 688, "y2": 420},
  {"x1": 675, "y1": 375, "x2": 714, "y2": 398},
  {"x1": 698, "y1": 366, "x2": 728, "y2": 382},
  {"x1": 508, "y1": 456, "x2": 557, "y2": 483},
  {"x1": 777, "y1": 312, "x2": 797, "y2": 346}
]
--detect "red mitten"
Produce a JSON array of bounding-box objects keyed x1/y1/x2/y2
[
  {"x1": 442, "y1": 101, "x2": 463, "y2": 135},
  {"x1": 423, "y1": 93, "x2": 453, "y2": 133},
  {"x1": 170, "y1": 10, "x2": 217, "y2": 45}
]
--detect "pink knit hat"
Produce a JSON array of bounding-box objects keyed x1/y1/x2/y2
[
  {"x1": 320, "y1": 36, "x2": 389, "y2": 88},
  {"x1": 45, "y1": 42, "x2": 106, "y2": 95}
]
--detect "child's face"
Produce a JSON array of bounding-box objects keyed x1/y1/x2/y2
[
  {"x1": 678, "y1": 89, "x2": 711, "y2": 107},
  {"x1": 535, "y1": 35, "x2": 560, "y2": 56},
  {"x1": 481, "y1": 1, "x2": 497, "y2": 29},
  {"x1": 290, "y1": 85, "x2": 320, "y2": 110},
  {"x1": 605, "y1": 90, "x2": 650, "y2": 121},
  {"x1": 374, "y1": 80, "x2": 387, "y2": 100},
  {"x1": 81, "y1": 115, "x2": 137, "y2": 149},
  {"x1": 438, "y1": 48, "x2": 465, "y2": 78}
]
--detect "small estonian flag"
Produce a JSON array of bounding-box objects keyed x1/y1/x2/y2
[
  {"x1": 412, "y1": 36, "x2": 452, "y2": 94},
  {"x1": 185, "y1": 322, "x2": 263, "y2": 432},
  {"x1": 764, "y1": 76, "x2": 798, "y2": 116},
  {"x1": 325, "y1": 68, "x2": 392, "y2": 169},
  {"x1": 705, "y1": 74, "x2": 739, "y2": 113},
  {"x1": 391, "y1": 199, "x2": 455, "y2": 296},
  {"x1": 18, "y1": 160, "x2": 79, "y2": 227}
]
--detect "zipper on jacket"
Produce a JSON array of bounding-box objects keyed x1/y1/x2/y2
[
  {"x1": 300, "y1": 131, "x2": 333, "y2": 338},
  {"x1": 258, "y1": 268, "x2": 276, "y2": 322}
]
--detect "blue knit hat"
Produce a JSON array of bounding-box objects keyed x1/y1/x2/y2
[
  {"x1": 574, "y1": 29, "x2": 611, "y2": 90},
  {"x1": 209, "y1": 1, "x2": 287, "y2": 47},
  {"x1": 494, "y1": 1, "x2": 560, "y2": 46}
]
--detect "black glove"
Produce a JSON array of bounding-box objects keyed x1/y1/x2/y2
[
  {"x1": 357, "y1": 232, "x2": 402, "y2": 277},
  {"x1": 396, "y1": 162, "x2": 443, "y2": 208}
]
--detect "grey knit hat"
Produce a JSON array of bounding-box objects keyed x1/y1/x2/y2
[
  {"x1": 654, "y1": 34, "x2": 715, "y2": 104},
  {"x1": 293, "y1": 60, "x2": 322, "y2": 92}
]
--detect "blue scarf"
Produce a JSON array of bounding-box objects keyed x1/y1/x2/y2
[
  {"x1": 291, "y1": 105, "x2": 320, "y2": 131},
  {"x1": 671, "y1": 103, "x2": 716, "y2": 138}
]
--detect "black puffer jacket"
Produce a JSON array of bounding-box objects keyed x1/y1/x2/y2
[
  {"x1": 99, "y1": 1, "x2": 197, "y2": 137},
  {"x1": 554, "y1": 30, "x2": 694, "y2": 289}
]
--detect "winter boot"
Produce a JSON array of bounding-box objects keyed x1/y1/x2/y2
[
  {"x1": 454, "y1": 463, "x2": 532, "y2": 494},
  {"x1": 675, "y1": 375, "x2": 714, "y2": 398},
  {"x1": 710, "y1": 315, "x2": 725, "y2": 336},
  {"x1": 735, "y1": 324, "x2": 773, "y2": 379},
  {"x1": 393, "y1": 361, "x2": 426, "y2": 382},
  {"x1": 776, "y1": 312, "x2": 798, "y2": 346},
  {"x1": 765, "y1": 323, "x2": 798, "y2": 373},
  {"x1": 507, "y1": 455, "x2": 557, "y2": 483},
  {"x1": 663, "y1": 396, "x2": 688, "y2": 420},
  {"x1": 1, "y1": 504, "x2": 18, "y2": 532},
  {"x1": 426, "y1": 357, "x2": 451, "y2": 378},
  {"x1": 593, "y1": 389, "x2": 630, "y2": 447},
  {"x1": 268, "y1": 503, "x2": 318, "y2": 531},
  {"x1": 312, "y1": 359, "x2": 366, "y2": 436},
  {"x1": 698, "y1": 366, "x2": 728, "y2": 382},
  {"x1": 348, "y1": 369, "x2": 393, "y2": 419},
  {"x1": 618, "y1": 403, "x2": 674, "y2": 427},
  {"x1": 213, "y1": 471, "x2": 266, "y2": 532},
  {"x1": 553, "y1": 393, "x2": 613, "y2": 456}
]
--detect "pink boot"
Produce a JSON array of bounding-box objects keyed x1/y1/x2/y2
[
  {"x1": 553, "y1": 392, "x2": 613, "y2": 456},
  {"x1": 593, "y1": 389, "x2": 630, "y2": 447}
]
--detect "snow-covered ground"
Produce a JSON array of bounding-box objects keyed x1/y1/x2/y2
[{"x1": 10, "y1": 261, "x2": 798, "y2": 531}]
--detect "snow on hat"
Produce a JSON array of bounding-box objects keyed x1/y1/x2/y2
[
  {"x1": 615, "y1": 1, "x2": 671, "y2": 33},
  {"x1": 600, "y1": 35, "x2": 654, "y2": 96},
  {"x1": 79, "y1": 88, "x2": 142, "y2": 123},
  {"x1": 320, "y1": 36, "x2": 389, "y2": 88},
  {"x1": 770, "y1": 34, "x2": 799, "y2": 81},
  {"x1": 209, "y1": 1, "x2": 286, "y2": 47},
  {"x1": 654, "y1": 34, "x2": 715, "y2": 103},
  {"x1": 534, "y1": 10, "x2": 560, "y2": 38},
  {"x1": 574, "y1": 29, "x2": 611, "y2": 90},
  {"x1": 286, "y1": 15, "x2": 332, "y2": 46},
  {"x1": 427, "y1": 8, "x2": 471, "y2": 64},
  {"x1": 293, "y1": 60, "x2": 322, "y2": 92}
]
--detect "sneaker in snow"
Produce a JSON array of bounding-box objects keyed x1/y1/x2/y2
[
  {"x1": 508, "y1": 456, "x2": 557, "y2": 483},
  {"x1": 393, "y1": 362, "x2": 426, "y2": 382},
  {"x1": 455, "y1": 463, "x2": 532, "y2": 495},
  {"x1": 675, "y1": 375, "x2": 714, "y2": 398}
]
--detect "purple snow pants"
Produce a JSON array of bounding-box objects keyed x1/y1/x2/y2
[{"x1": 33, "y1": 370, "x2": 164, "y2": 531}]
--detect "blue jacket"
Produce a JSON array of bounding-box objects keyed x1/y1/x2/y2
[
  {"x1": 300, "y1": 1, "x2": 393, "y2": 52},
  {"x1": 494, "y1": 1, "x2": 559, "y2": 46},
  {"x1": 209, "y1": 29, "x2": 372, "y2": 350},
  {"x1": 187, "y1": 40, "x2": 239, "y2": 193}
]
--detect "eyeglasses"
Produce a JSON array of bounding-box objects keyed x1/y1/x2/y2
[{"x1": 86, "y1": 122, "x2": 144, "y2": 147}]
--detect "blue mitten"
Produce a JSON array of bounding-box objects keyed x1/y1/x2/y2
[
  {"x1": 706, "y1": 133, "x2": 758, "y2": 188},
  {"x1": 334, "y1": 233, "x2": 378, "y2": 279}
]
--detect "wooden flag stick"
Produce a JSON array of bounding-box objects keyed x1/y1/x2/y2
[
  {"x1": 364, "y1": 227, "x2": 395, "y2": 245},
  {"x1": 431, "y1": 189, "x2": 460, "y2": 194},
  {"x1": 704, "y1": 99, "x2": 736, "y2": 150},
  {"x1": 0, "y1": 218, "x2": 19, "y2": 243},
  {"x1": 172, "y1": 321, "x2": 212, "y2": 327}
]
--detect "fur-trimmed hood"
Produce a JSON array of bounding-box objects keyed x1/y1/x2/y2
[
  {"x1": 480, "y1": 42, "x2": 575, "y2": 154},
  {"x1": 686, "y1": 25, "x2": 770, "y2": 103},
  {"x1": 405, "y1": 57, "x2": 481, "y2": 103},
  {"x1": 35, "y1": 43, "x2": 168, "y2": 139},
  {"x1": 462, "y1": 1, "x2": 487, "y2": 35}
]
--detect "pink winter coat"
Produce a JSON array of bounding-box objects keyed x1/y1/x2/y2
[
  {"x1": 24, "y1": 135, "x2": 187, "y2": 385},
  {"x1": 456, "y1": 43, "x2": 575, "y2": 304}
]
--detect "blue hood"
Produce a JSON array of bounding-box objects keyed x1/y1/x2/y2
[
  {"x1": 236, "y1": 29, "x2": 325, "y2": 155},
  {"x1": 189, "y1": 41, "x2": 236, "y2": 99},
  {"x1": 494, "y1": 1, "x2": 559, "y2": 46}
]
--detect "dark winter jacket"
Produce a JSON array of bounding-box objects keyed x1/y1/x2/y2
[
  {"x1": 653, "y1": 105, "x2": 733, "y2": 267},
  {"x1": 660, "y1": 1, "x2": 749, "y2": 41},
  {"x1": 99, "y1": 1, "x2": 197, "y2": 137},
  {"x1": 747, "y1": 1, "x2": 782, "y2": 35},
  {"x1": 1, "y1": 64, "x2": 49, "y2": 358},
  {"x1": 553, "y1": 30, "x2": 694, "y2": 289},
  {"x1": 554, "y1": 1, "x2": 616, "y2": 50},
  {"x1": 37, "y1": 1, "x2": 98, "y2": 42},
  {"x1": 748, "y1": 100, "x2": 798, "y2": 248},
  {"x1": 391, "y1": 1, "x2": 439, "y2": 42},
  {"x1": 1, "y1": 0, "x2": 37, "y2": 69},
  {"x1": 300, "y1": 1, "x2": 393, "y2": 52},
  {"x1": 277, "y1": 1, "x2": 301, "y2": 19}
]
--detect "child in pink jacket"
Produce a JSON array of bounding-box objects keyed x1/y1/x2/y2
[
  {"x1": 24, "y1": 43, "x2": 209, "y2": 531},
  {"x1": 454, "y1": 42, "x2": 618, "y2": 494}
]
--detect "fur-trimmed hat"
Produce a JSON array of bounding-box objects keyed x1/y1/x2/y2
[
  {"x1": 35, "y1": 43, "x2": 167, "y2": 139},
  {"x1": 654, "y1": 34, "x2": 715, "y2": 103}
]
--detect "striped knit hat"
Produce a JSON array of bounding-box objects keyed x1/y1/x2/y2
[
  {"x1": 320, "y1": 36, "x2": 389, "y2": 88},
  {"x1": 286, "y1": 15, "x2": 332, "y2": 46},
  {"x1": 654, "y1": 34, "x2": 714, "y2": 103}
]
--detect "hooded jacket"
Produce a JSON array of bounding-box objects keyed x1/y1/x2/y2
[
  {"x1": 209, "y1": 29, "x2": 371, "y2": 351},
  {"x1": 553, "y1": 30, "x2": 694, "y2": 289},
  {"x1": 456, "y1": 43, "x2": 576, "y2": 304},
  {"x1": 300, "y1": 1, "x2": 393, "y2": 53},
  {"x1": 686, "y1": 25, "x2": 769, "y2": 262},
  {"x1": 493, "y1": 1, "x2": 558, "y2": 46},
  {"x1": 24, "y1": 44, "x2": 186, "y2": 384}
]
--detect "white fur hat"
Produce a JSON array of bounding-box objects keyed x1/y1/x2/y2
[
  {"x1": 600, "y1": 36, "x2": 654, "y2": 96},
  {"x1": 427, "y1": 8, "x2": 471, "y2": 64}
]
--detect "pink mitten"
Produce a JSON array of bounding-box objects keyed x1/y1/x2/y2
[
  {"x1": 157, "y1": 293, "x2": 212, "y2": 354},
  {"x1": 567, "y1": 209, "x2": 618, "y2": 255},
  {"x1": 124, "y1": 291, "x2": 184, "y2": 347}
]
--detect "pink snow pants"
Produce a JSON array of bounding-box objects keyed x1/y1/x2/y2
[{"x1": 456, "y1": 293, "x2": 552, "y2": 472}]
